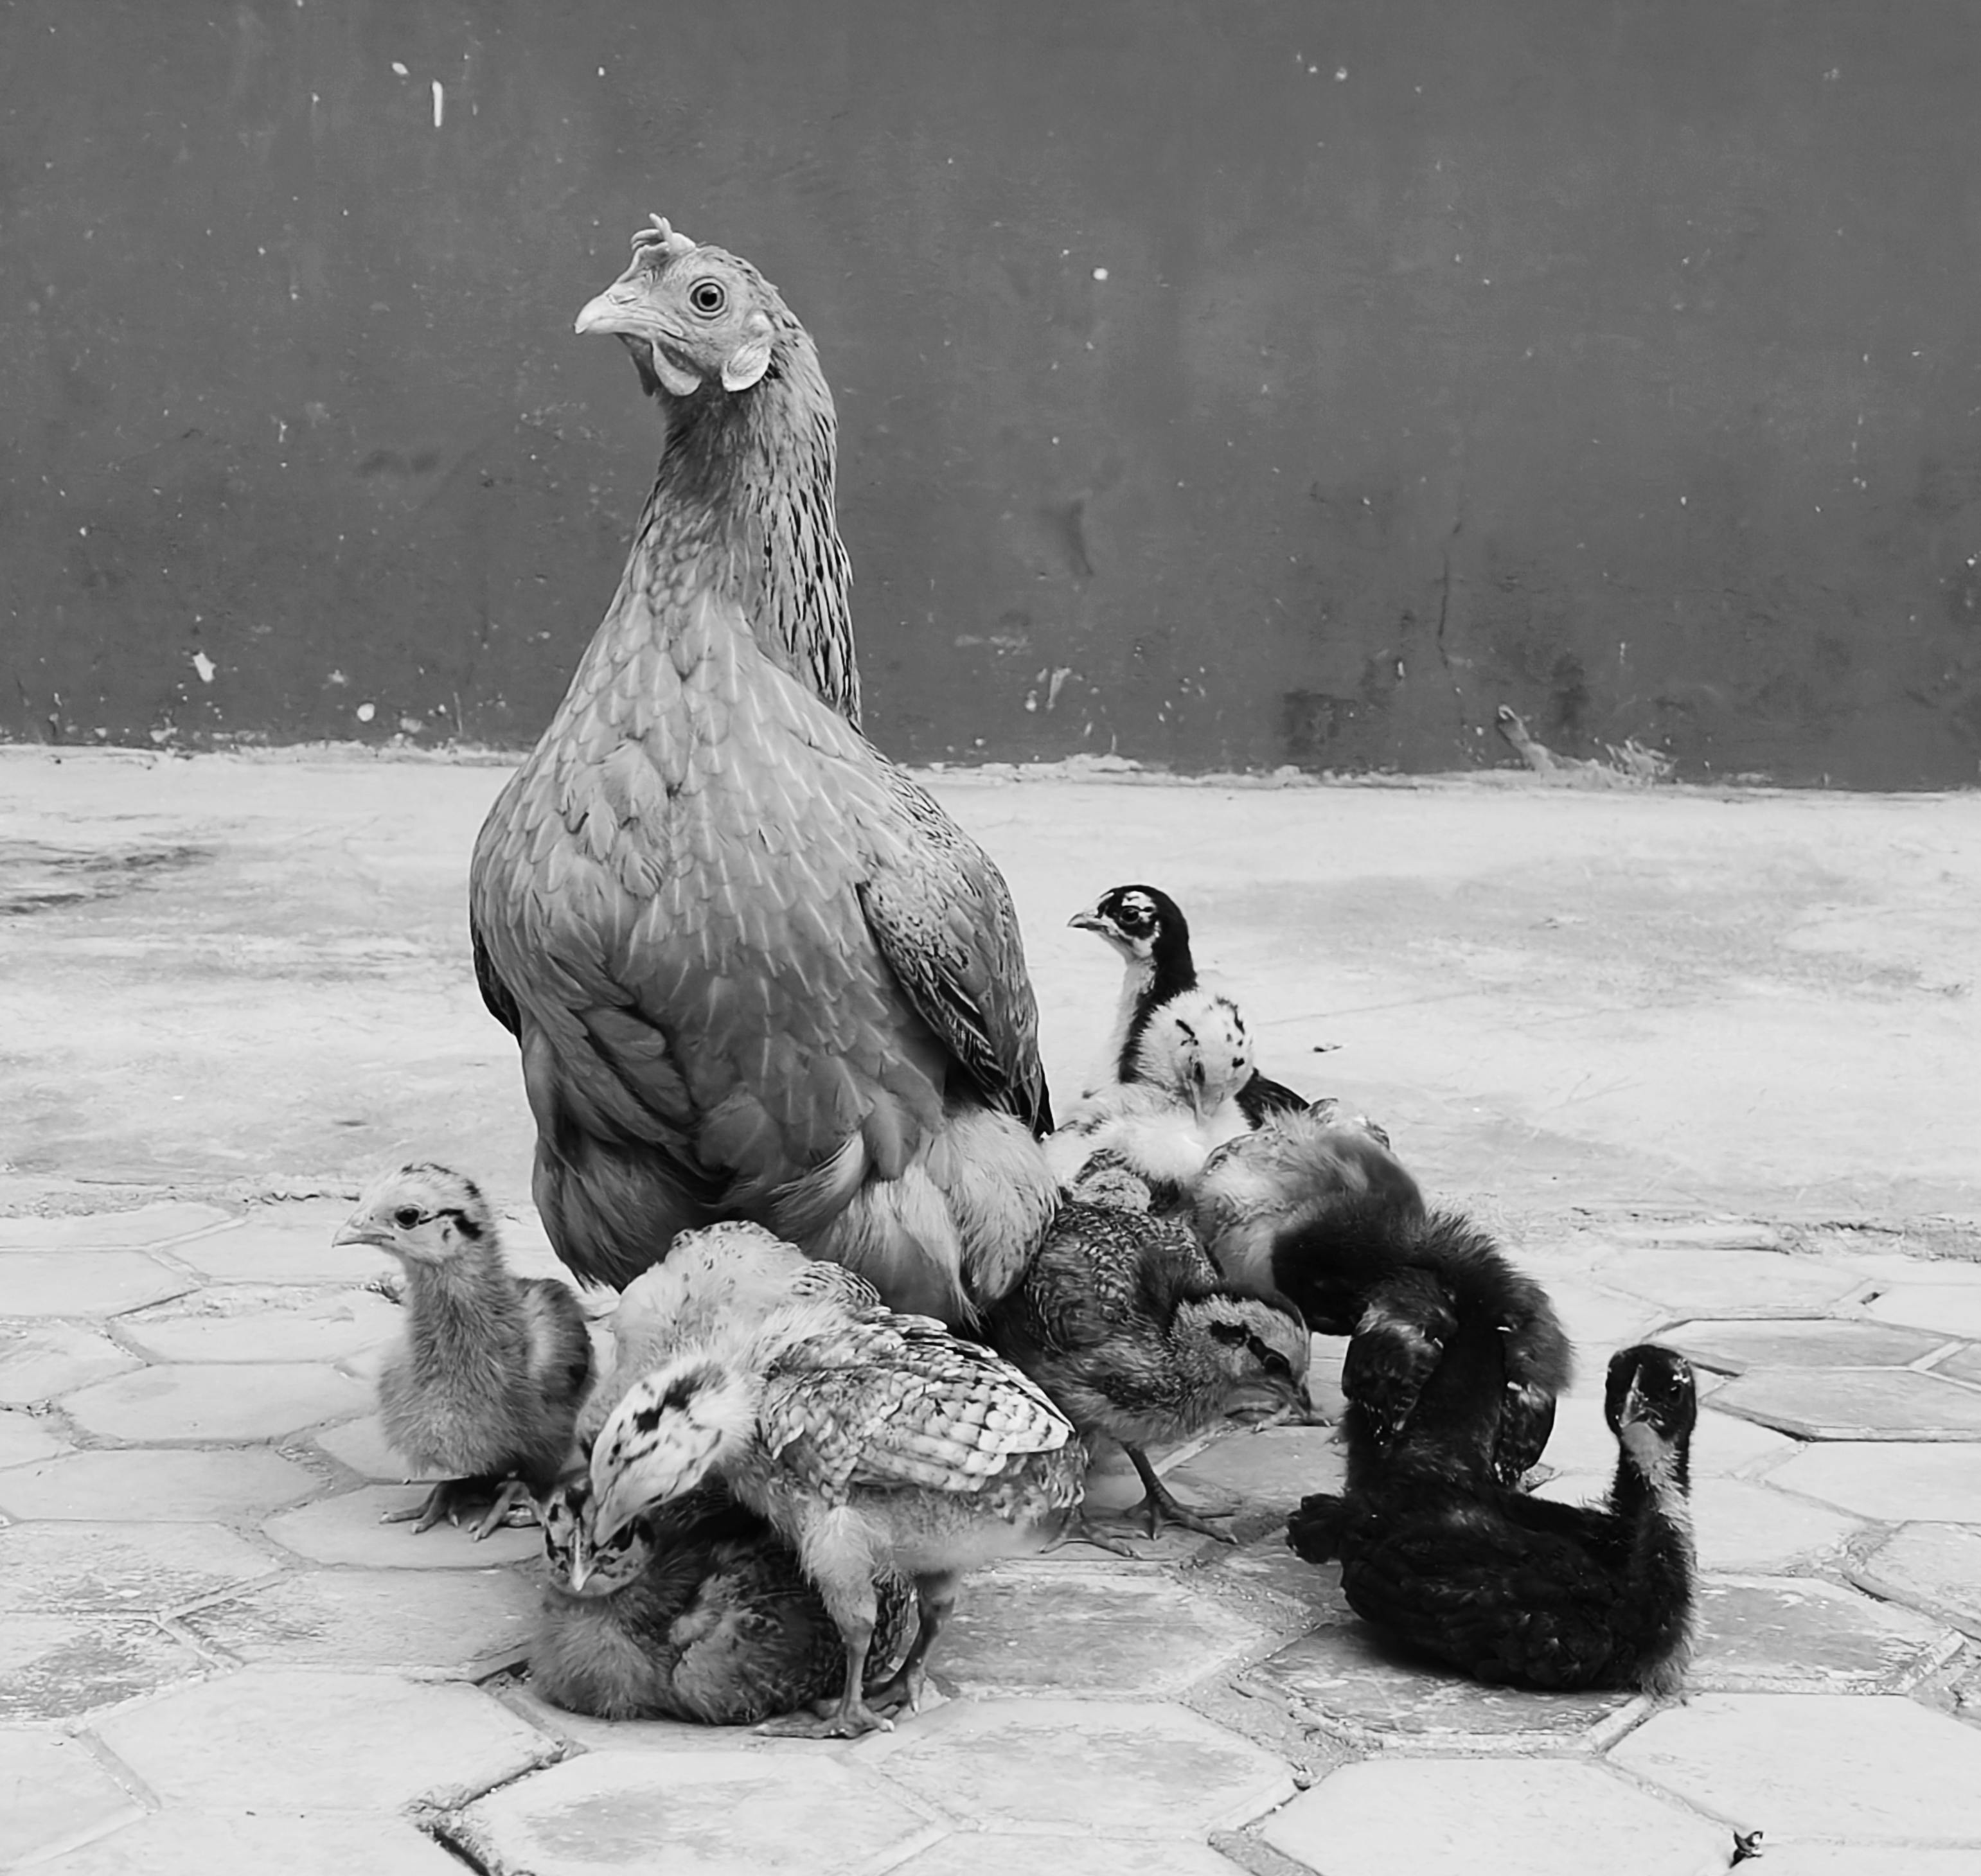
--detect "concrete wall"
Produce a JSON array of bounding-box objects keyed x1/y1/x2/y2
[{"x1": 5, "y1": 1, "x2": 1980, "y2": 786}]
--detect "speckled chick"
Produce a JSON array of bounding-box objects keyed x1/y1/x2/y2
[
  {"x1": 590, "y1": 1295, "x2": 1085, "y2": 1737},
  {"x1": 337, "y1": 1162, "x2": 592, "y2": 1536},
  {"x1": 1046, "y1": 989, "x2": 1258, "y2": 1200}
]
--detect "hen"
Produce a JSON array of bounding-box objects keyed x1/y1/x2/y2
[
  {"x1": 1291, "y1": 1338, "x2": 1698, "y2": 1695},
  {"x1": 335, "y1": 1163, "x2": 592, "y2": 1536},
  {"x1": 470, "y1": 217, "x2": 1054, "y2": 1325},
  {"x1": 1070, "y1": 883, "x2": 1306, "y2": 1120},
  {"x1": 590, "y1": 1293, "x2": 1085, "y2": 1737}
]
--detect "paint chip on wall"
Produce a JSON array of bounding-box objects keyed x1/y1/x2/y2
[{"x1": 190, "y1": 651, "x2": 216, "y2": 684}]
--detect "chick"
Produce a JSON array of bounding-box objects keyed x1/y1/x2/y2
[
  {"x1": 1069, "y1": 883, "x2": 1308, "y2": 1120},
  {"x1": 577, "y1": 1219, "x2": 880, "y2": 1453},
  {"x1": 1046, "y1": 989, "x2": 1258, "y2": 1200},
  {"x1": 1292, "y1": 1338, "x2": 1698, "y2": 1695},
  {"x1": 590, "y1": 1293, "x2": 1085, "y2": 1737},
  {"x1": 1194, "y1": 1111, "x2": 1570, "y2": 1498},
  {"x1": 988, "y1": 1167, "x2": 1311, "y2": 1546},
  {"x1": 336, "y1": 1163, "x2": 591, "y2": 1537},
  {"x1": 531, "y1": 1473, "x2": 913, "y2": 1724}
]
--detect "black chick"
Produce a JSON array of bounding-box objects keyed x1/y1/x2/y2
[
  {"x1": 336, "y1": 1163, "x2": 593, "y2": 1537},
  {"x1": 532, "y1": 1474, "x2": 913, "y2": 1725},
  {"x1": 988, "y1": 1165, "x2": 1311, "y2": 1546},
  {"x1": 1070, "y1": 883, "x2": 1306, "y2": 1124},
  {"x1": 1193, "y1": 1110, "x2": 1571, "y2": 1491},
  {"x1": 1292, "y1": 1338, "x2": 1698, "y2": 1696}
]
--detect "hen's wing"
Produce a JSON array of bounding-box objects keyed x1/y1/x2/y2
[
  {"x1": 859, "y1": 764, "x2": 1053, "y2": 1135},
  {"x1": 758, "y1": 1311, "x2": 1074, "y2": 1502},
  {"x1": 471, "y1": 575, "x2": 1044, "y2": 1288}
]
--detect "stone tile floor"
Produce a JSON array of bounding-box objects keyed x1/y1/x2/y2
[{"x1": 3, "y1": 1196, "x2": 1980, "y2": 1874}]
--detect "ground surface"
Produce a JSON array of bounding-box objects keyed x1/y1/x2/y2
[{"x1": 2, "y1": 748, "x2": 1978, "y2": 1875}]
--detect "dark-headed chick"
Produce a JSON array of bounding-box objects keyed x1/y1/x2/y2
[
  {"x1": 1070, "y1": 883, "x2": 1306, "y2": 1122},
  {"x1": 337, "y1": 1162, "x2": 592, "y2": 1537}
]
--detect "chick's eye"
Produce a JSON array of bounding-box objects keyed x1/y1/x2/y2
[
  {"x1": 393, "y1": 1206, "x2": 422, "y2": 1230},
  {"x1": 688, "y1": 279, "x2": 727, "y2": 315}
]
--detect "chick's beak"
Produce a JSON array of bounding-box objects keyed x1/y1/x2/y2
[
  {"x1": 1067, "y1": 908, "x2": 1108, "y2": 934},
  {"x1": 332, "y1": 1214, "x2": 394, "y2": 1250}
]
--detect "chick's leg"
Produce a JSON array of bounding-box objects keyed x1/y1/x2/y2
[
  {"x1": 759, "y1": 1513, "x2": 897, "y2": 1739},
  {"x1": 863, "y1": 1573, "x2": 955, "y2": 1717},
  {"x1": 1121, "y1": 1445, "x2": 1238, "y2": 1543},
  {"x1": 381, "y1": 1475, "x2": 509, "y2": 1535}
]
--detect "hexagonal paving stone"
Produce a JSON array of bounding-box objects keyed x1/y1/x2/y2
[
  {"x1": 1612, "y1": 1692, "x2": 1981, "y2": 1843},
  {"x1": 1728, "y1": 1852, "x2": 1981, "y2": 1876},
  {"x1": 1260, "y1": 1757, "x2": 1728, "y2": 1876},
  {"x1": 1606, "y1": 1219, "x2": 1791, "y2": 1250},
  {"x1": 1865, "y1": 1286, "x2": 1981, "y2": 1338},
  {"x1": 1683, "y1": 1478, "x2": 1864, "y2": 1573},
  {"x1": 1770, "y1": 1442, "x2": 1981, "y2": 1521},
  {"x1": 864, "y1": 1698, "x2": 1293, "y2": 1835},
  {"x1": 1688, "y1": 1576, "x2": 1959, "y2": 1692},
  {"x1": 263, "y1": 1485, "x2": 542, "y2": 1568},
  {"x1": 0, "y1": 1520, "x2": 282, "y2": 1614},
  {"x1": 0, "y1": 1613, "x2": 208, "y2": 1719},
  {"x1": 1710, "y1": 1367, "x2": 1981, "y2": 1440},
  {"x1": 31, "y1": 1809, "x2": 467, "y2": 1875},
  {"x1": 0, "y1": 1202, "x2": 233, "y2": 1251},
  {"x1": 116, "y1": 1285, "x2": 400, "y2": 1363},
  {"x1": 1848, "y1": 1523, "x2": 1981, "y2": 1637},
  {"x1": 312, "y1": 1413, "x2": 444, "y2": 1483},
  {"x1": 1932, "y1": 1341, "x2": 1981, "y2": 1386},
  {"x1": 1540, "y1": 1279, "x2": 1667, "y2": 1352},
  {"x1": 1242, "y1": 1622, "x2": 1639, "y2": 1749},
  {"x1": 93, "y1": 1666, "x2": 555, "y2": 1810},
  {"x1": 456, "y1": 1749, "x2": 943, "y2": 1876},
  {"x1": 1661, "y1": 1316, "x2": 1952, "y2": 1373},
  {"x1": 0, "y1": 1446, "x2": 321, "y2": 1521},
  {"x1": 1592, "y1": 1248, "x2": 1864, "y2": 1316},
  {"x1": 0, "y1": 1320, "x2": 141, "y2": 1403},
  {"x1": 172, "y1": 1208, "x2": 395, "y2": 1284},
  {"x1": 61, "y1": 1359, "x2": 369, "y2": 1443},
  {"x1": 0, "y1": 1251, "x2": 193, "y2": 1316},
  {"x1": 0, "y1": 1406, "x2": 69, "y2": 1469},
  {"x1": 182, "y1": 1566, "x2": 538, "y2": 1676},
  {"x1": 0, "y1": 1729, "x2": 145, "y2": 1866},
  {"x1": 934, "y1": 1561, "x2": 1267, "y2": 1697},
  {"x1": 1164, "y1": 1424, "x2": 1347, "y2": 1519},
  {"x1": 889, "y1": 1837, "x2": 1241, "y2": 1876}
]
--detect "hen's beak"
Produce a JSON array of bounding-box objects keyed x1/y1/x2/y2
[{"x1": 574, "y1": 274, "x2": 652, "y2": 338}]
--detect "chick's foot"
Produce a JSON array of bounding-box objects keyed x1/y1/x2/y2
[{"x1": 380, "y1": 1475, "x2": 516, "y2": 1537}]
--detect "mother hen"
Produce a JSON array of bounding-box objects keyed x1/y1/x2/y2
[{"x1": 470, "y1": 218, "x2": 1055, "y2": 1325}]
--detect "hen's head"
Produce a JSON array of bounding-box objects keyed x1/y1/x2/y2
[
  {"x1": 575, "y1": 216, "x2": 798, "y2": 402},
  {"x1": 334, "y1": 1162, "x2": 495, "y2": 1267}
]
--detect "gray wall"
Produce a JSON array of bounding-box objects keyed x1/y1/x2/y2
[{"x1": 6, "y1": 1, "x2": 1981, "y2": 786}]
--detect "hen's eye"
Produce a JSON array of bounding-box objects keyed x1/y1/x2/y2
[
  {"x1": 393, "y1": 1206, "x2": 422, "y2": 1229},
  {"x1": 688, "y1": 279, "x2": 727, "y2": 315}
]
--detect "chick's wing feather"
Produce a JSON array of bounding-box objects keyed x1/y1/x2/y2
[{"x1": 758, "y1": 1313, "x2": 1072, "y2": 1500}]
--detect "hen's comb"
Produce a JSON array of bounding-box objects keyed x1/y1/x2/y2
[{"x1": 631, "y1": 215, "x2": 697, "y2": 261}]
